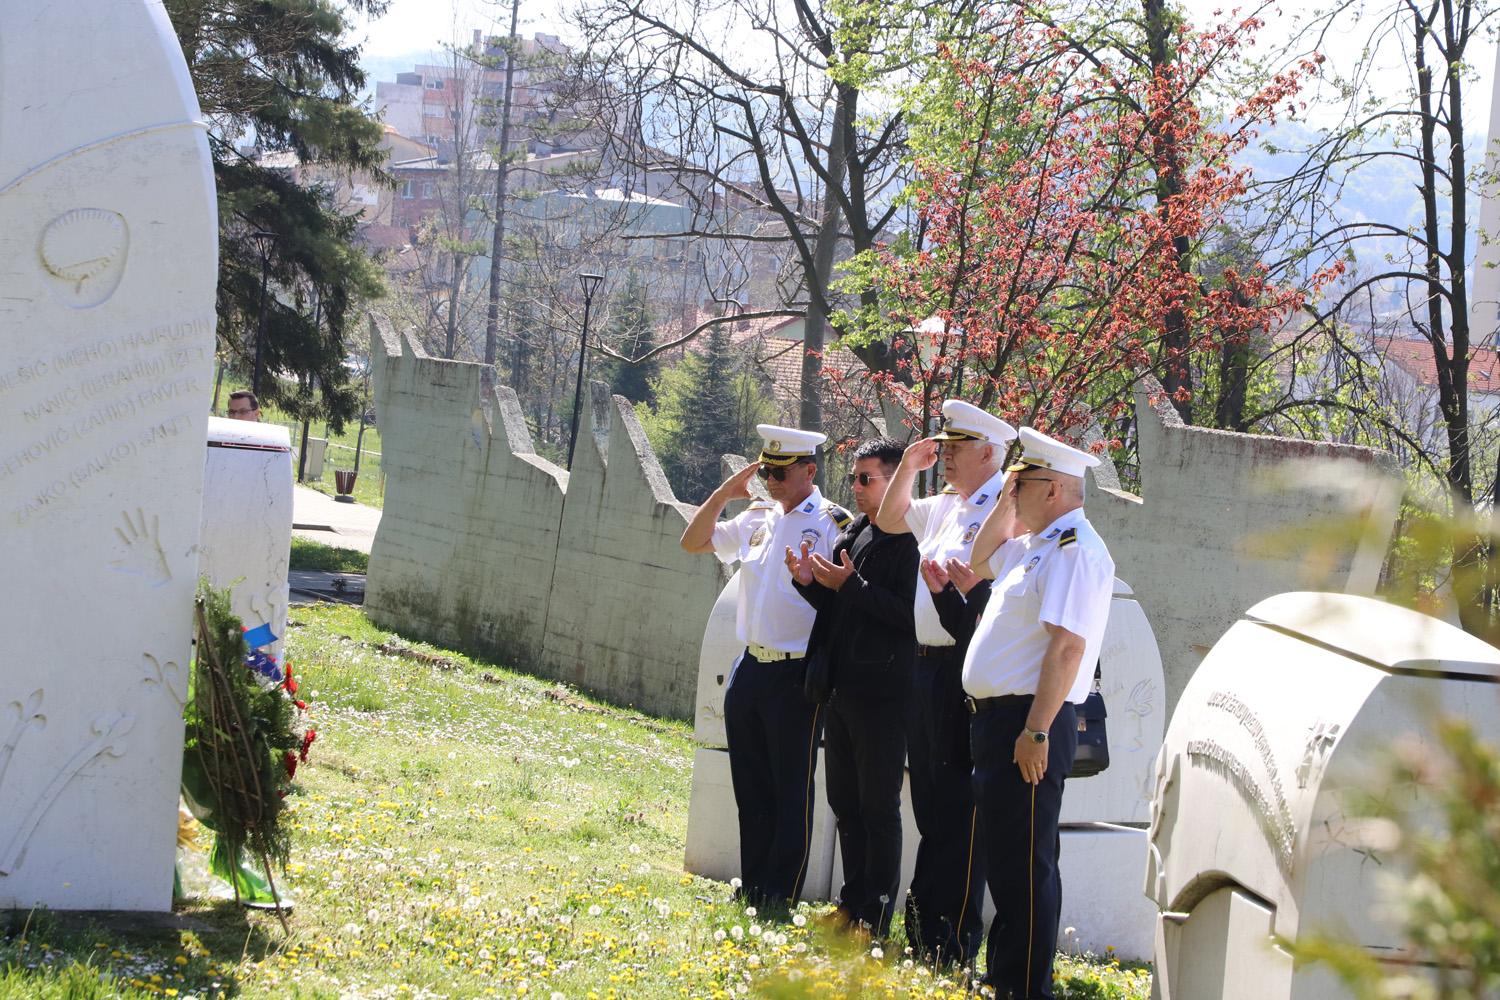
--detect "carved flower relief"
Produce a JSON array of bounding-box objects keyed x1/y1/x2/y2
[{"x1": 38, "y1": 208, "x2": 128, "y2": 308}]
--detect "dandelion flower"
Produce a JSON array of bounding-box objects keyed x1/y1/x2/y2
[
  {"x1": 730, "y1": 925, "x2": 745, "y2": 941},
  {"x1": 792, "y1": 914, "x2": 806, "y2": 928}
]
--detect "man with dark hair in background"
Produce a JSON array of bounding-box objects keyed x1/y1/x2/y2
[
  {"x1": 786, "y1": 438, "x2": 917, "y2": 938},
  {"x1": 226, "y1": 390, "x2": 261, "y2": 421}
]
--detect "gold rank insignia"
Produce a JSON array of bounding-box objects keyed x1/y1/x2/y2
[{"x1": 1057, "y1": 527, "x2": 1077, "y2": 547}]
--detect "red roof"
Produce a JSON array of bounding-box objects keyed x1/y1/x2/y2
[{"x1": 1376, "y1": 335, "x2": 1500, "y2": 395}]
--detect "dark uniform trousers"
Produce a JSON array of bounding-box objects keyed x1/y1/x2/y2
[
  {"x1": 903, "y1": 647, "x2": 986, "y2": 964},
  {"x1": 723, "y1": 649, "x2": 824, "y2": 905},
  {"x1": 971, "y1": 697, "x2": 1078, "y2": 1000},
  {"x1": 823, "y1": 690, "x2": 907, "y2": 935}
]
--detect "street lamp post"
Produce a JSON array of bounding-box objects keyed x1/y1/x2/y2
[
  {"x1": 249, "y1": 231, "x2": 278, "y2": 396},
  {"x1": 566, "y1": 271, "x2": 605, "y2": 470}
]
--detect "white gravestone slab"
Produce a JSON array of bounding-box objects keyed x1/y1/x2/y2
[
  {"x1": 0, "y1": 1, "x2": 217, "y2": 911},
  {"x1": 200, "y1": 419, "x2": 294, "y2": 666},
  {"x1": 1147, "y1": 592, "x2": 1500, "y2": 1000},
  {"x1": 1060, "y1": 586, "x2": 1166, "y2": 825},
  {"x1": 693, "y1": 571, "x2": 743, "y2": 748}
]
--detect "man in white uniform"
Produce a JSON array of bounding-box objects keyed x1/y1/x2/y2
[
  {"x1": 873, "y1": 400, "x2": 1016, "y2": 966},
  {"x1": 681, "y1": 424, "x2": 851, "y2": 907},
  {"x1": 963, "y1": 427, "x2": 1114, "y2": 999}
]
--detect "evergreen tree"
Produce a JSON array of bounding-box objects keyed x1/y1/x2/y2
[
  {"x1": 166, "y1": 0, "x2": 388, "y2": 430},
  {"x1": 640, "y1": 325, "x2": 770, "y2": 501},
  {"x1": 601, "y1": 273, "x2": 659, "y2": 404}
]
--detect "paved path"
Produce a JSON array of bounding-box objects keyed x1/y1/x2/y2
[{"x1": 292, "y1": 485, "x2": 382, "y2": 554}]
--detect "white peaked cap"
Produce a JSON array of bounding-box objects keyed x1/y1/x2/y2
[
  {"x1": 1007, "y1": 426, "x2": 1101, "y2": 479},
  {"x1": 756, "y1": 424, "x2": 826, "y2": 466},
  {"x1": 932, "y1": 399, "x2": 1017, "y2": 447}
]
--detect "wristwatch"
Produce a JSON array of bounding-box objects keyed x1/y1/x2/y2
[{"x1": 1022, "y1": 727, "x2": 1048, "y2": 744}]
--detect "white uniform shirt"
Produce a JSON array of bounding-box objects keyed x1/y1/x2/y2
[
  {"x1": 904, "y1": 467, "x2": 1009, "y2": 646},
  {"x1": 961, "y1": 508, "x2": 1114, "y2": 703},
  {"x1": 711, "y1": 487, "x2": 844, "y2": 655}
]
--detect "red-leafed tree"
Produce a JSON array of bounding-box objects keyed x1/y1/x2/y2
[{"x1": 850, "y1": 12, "x2": 1339, "y2": 447}]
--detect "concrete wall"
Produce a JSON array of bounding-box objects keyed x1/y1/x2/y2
[
  {"x1": 1087, "y1": 381, "x2": 1402, "y2": 713},
  {"x1": 367, "y1": 317, "x2": 566, "y2": 669},
  {"x1": 365, "y1": 316, "x2": 727, "y2": 718}
]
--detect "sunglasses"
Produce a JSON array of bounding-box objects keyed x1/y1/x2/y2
[
  {"x1": 846, "y1": 471, "x2": 893, "y2": 487},
  {"x1": 757, "y1": 461, "x2": 808, "y2": 481},
  {"x1": 1010, "y1": 476, "x2": 1054, "y2": 495}
]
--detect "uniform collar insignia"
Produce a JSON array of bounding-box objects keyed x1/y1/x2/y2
[
  {"x1": 974, "y1": 493, "x2": 989, "y2": 506},
  {"x1": 1044, "y1": 527, "x2": 1061, "y2": 539},
  {"x1": 801, "y1": 500, "x2": 815, "y2": 513}
]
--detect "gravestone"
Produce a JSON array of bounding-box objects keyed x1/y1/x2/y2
[
  {"x1": 200, "y1": 418, "x2": 294, "y2": 667},
  {"x1": 1147, "y1": 592, "x2": 1500, "y2": 999},
  {"x1": 0, "y1": 0, "x2": 218, "y2": 910}
]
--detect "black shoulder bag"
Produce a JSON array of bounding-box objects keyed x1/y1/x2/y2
[{"x1": 1070, "y1": 661, "x2": 1109, "y2": 778}]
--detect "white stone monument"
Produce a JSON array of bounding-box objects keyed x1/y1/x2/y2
[
  {"x1": 200, "y1": 418, "x2": 294, "y2": 666},
  {"x1": 0, "y1": 0, "x2": 217, "y2": 910},
  {"x1": 1147, "y1": 592, "x2": 1500, "y2": 999}
]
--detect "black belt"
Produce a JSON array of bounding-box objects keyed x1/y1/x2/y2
[
  {"x1": 966, "y1": 693, "x2": 1031, "y2": 714},
  {"x1": 916, "y1": 644, "x2": 959, "y2": 660}
]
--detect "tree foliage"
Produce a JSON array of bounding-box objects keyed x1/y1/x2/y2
[
  {"x1": 858, "y1": 12, "x2": 1334, "y2": 443},
  {"x1": 639, "y1": 326, "x2": 774, "y2": 500},
  {"x1": 602, "y1": 272, "x2": 659, "y2": 404},
  {"x1": 165, "y1": 0, "x2": 388, "y2": 429}
]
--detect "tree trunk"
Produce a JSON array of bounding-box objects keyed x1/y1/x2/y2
[
  {"x1": 483, "y1": 0, "x2": 522, "y2": 368},
  {"x1": 803, "y1": 83, "x2": 852, "y2": 475},
  {"x1": 1144, "y1": 0, "x2": 1194, "y2": 423}
]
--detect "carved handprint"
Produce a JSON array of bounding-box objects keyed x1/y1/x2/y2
[{"x1": 109, "y1": 508, "x2": 171, "y2": 586}]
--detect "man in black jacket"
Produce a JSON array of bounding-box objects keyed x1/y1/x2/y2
[{"x1": 785, "y1": 438, "x2": 918, "y2": 938}]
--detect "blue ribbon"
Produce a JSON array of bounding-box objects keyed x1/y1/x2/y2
[{"x1": 242, "y1": 623, "x2": 277, "y2": 650}]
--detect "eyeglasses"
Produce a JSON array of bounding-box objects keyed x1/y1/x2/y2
[
  {"x1": 846, "y1": 471, "x2": 893, "y2": 487},
  {"x1": 1010, "y1": 476, "x2": 1054, "y2": 495},
  {"x1": 757, "y1": 462, "x2": 807, "y2": 481},
  {"x1": 227, "y1": 407, "x2": 257, "y2": 415}
]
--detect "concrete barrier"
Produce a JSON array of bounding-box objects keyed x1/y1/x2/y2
[{"x1": 365, "y1": 316, "x2": 727, "y2": 718}]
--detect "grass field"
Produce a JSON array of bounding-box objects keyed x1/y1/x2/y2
[
  {"x1": 0, "y1": 606, "x2": 1150, "y2": 999},
  {"x1": 289, "y1": 538, "x2": 370, "y2": 575}
]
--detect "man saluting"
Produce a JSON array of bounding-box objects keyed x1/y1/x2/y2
[
  {"x1": 964, "y1": 427, "x2": 1115, "y2": 1000},
  {"x1": 873, "y1": 400, "x2": 1016, "y2": 967},
  {"x1": 681, "y1": 425, "x2": 851, "y2": 908}
]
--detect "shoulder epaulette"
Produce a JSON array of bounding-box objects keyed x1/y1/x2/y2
[
  {"x1": 940, "y1": 484, "x2": 959, "y2": 495},
  {"x1": 1057, "y1": 527, "x2": 1077, "y2": 547},
  {"x1": 748, "y1": 499, "x2": 776, "y2": 510},
  {"x1": 824, "y1": 502, "x2": 853, "y2": 531}
]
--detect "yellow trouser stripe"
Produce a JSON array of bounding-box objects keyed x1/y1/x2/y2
[
  {"x1": 955, "y1": 805, "x2": 978, "y2": 939},
  {"x1": 1026, "y1": 782, "x2": 1037, "y2": 990},
  {"x1": 791, "y1": 704, "x2": 822, "y2": 900}
]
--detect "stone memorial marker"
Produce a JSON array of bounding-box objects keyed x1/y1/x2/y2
[
  {"x1": 1147, "y1": 592, "x2": 1500, "y2": 999},
  {"x1": 0, "y1": 0, "x2": 218, "y2": 910},
  {"x1": 200, "y1": 418, "x2": 294, "y2": 667}
]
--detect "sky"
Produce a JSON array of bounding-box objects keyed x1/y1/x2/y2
[{"x1": 348, "y1": 0, "x2": 1500, "y2": 139}]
